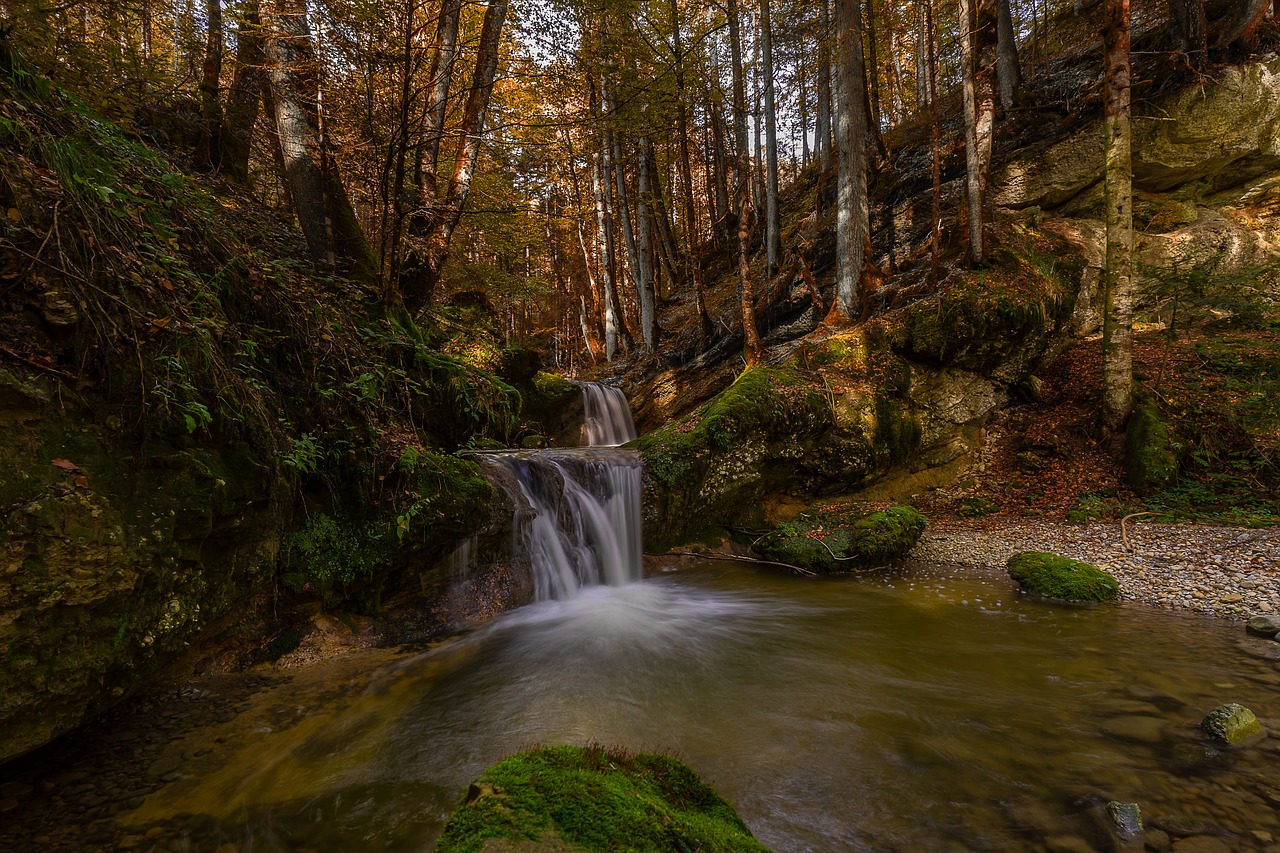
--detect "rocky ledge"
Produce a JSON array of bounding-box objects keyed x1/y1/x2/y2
[{"x1": 910, "y1": 518, "x2": 1278, "y2": 619}]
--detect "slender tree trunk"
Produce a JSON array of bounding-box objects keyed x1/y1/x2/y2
[
  {"x1": 1167, "y1": 0, "x2": 1207, "y2": 68},
  {"x1": 636, "y1": 136, "x2": 657, "y2": 351},
  {"x1": 760, "y1": 0, "x2": 781, "y2": 272},
  {"x1": 926, "y1": 0, "x2": 942, "y2": 286},
  {"x1": 709, "y1": 92, "x2": 732, "y2": 241},
  {"x1": 221, "y1": 0, "x2": 263, "y2": 184},
  {"x1": 799, "y1": 63, "x2": 811, "y2": 166},
  {"x1": 593, "y1": 148, "x2": 620, "y2": 361},
  {"x1": 727, "y1": 0, "x2": 765, "y2": 364},
  {"x1": 996, "y1": 0, "x2": 1022, "y2": 110},
  {"x1": 816, "y1": 0, "x2": 833, "y2": 165},
  {"x1": 415, "y1": 0, "x2": 462, "y2": 205},
  {"x1": 866, "y1": 0, "x2": 883, "y2": 127},
  {"x1": 959, "y1": 0, "x2": 997, "y2": 265},
  {"x1": 671, "y1": 0, "x2": 712, "y2": 339},
  {"x1": 832, "y1": 0, "x2": 869, "y2": 320},
  {"x1": 194, "y1": 0, "x2": 224, "y2": 171},
  {"x1": 1101, "y1": 0, "x2": 1133, "y2": 430}
]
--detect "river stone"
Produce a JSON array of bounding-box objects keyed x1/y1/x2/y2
[
  {"x1": 1246, "y1": 614, "x2": 1280, "y2": 637},
  {"x1": 1144, "y1": 828, "x2": 1173, "y2": 852},
  {"x1": 1169, "y1": 837, "x2": 1231, "y2": 853},
  {"x1": 1102, "y1": 715, "x2": 1166, "y2": 744},
  {"x1": 1200, "y1": 703, "x2": 1264, "y2": 746},
  {"x1": 1105, "y1": 801, "x2": 1143, "y2": 839}
]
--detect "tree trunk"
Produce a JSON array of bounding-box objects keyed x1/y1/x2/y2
[
  {"x1": 959, "y1": 0, "x2": 997, "y2": 266},
  {"x1": 415, "y1": 0, "x2": 462, "y2": 205},
  {"x1": 996, "y1": 0, "x2": 1022, "y2": 111},
  {"x1": 635, "y1": 136, "x2": 657, "y2": 351},
  {"x1": 670, "y1": 0, "x2": 712, "y2": 340},
  {"x1": 221, "y1": 0, "x2": 263, "y2": 185},
  {"x1": 816, "y1": 0, "x2": 833, "y2": 165},
  {"x1": 760, "y1": 0, "x2": 781, "y2": 272},
  {"x1": 866, "y1": 0, "x2": 883, "y2": 133},
  {"x1": 832, "y1": 0, "x2": 869, "y2": 320},
  {"x1": 727, "y1": 0, "x2": 765, "y2": 364},
  {"x1": 1167, "y1": 0, "x2": 1207, "y2": 67},
  {"x1": 1101, "y1": 0, "x2": 1133, "y2": 430},
  {"x1": 593, "y1": 148, "x2": 621, "y2": 361},
  {"x1": 194, "y1": 0, "x2": 223, "y2": 171},
  {"x1": 926, "y1": 0, "x2": 942, "y2": 286}
]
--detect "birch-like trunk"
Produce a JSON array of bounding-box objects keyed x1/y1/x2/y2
[
  {"x1": 727, "y1": 0, "x2": 764, "y2": 363},
  {"x1": 959, "y1": 0, "x2": 997, "y2": 265},
  {"x1": 760, "y1": 0, "x2": 781, "y2": 272},
  {"x1": 832, "y1": 0, "x2": 869, "y2": 319},
  {"x1": 592, "y1": 149, "x2": 620, "y2": 361},
  {"x1": 1102, "y1": 0, "x2": 1133, "y2": 429}
]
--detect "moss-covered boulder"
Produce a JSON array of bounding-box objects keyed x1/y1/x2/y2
[
  {"x1": 436, "y1": 745, "x2": 769, "y2": 853},
  {"x1": 755, "y1": 505, "x2": 927, "y2": 572},
  {"x1": 1125, "y1": 402, "x2": 1177, "y2": 496},
  {"x1": 1006, "y1": 552, "x2": 1120, "y2": 602},
  {"x1": 1200, "y1": 703, "x2": 1264, "y2": 746}
]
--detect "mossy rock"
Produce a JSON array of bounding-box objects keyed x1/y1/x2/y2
[
  {"x1": 1200, "y1": 703, "x2": 1263, "y2": 746},
  {"x1": 755, "y1": 505, "x2": 927, "y2": 573},
  {"x1": 1124, "y1": 403, "x2": 1177, "y2": 496},
  {"x1": 1006, "y1": 552, "x2": 1119, "y2": 602},
  {"x1": 436, "y1": 745, "x2": 769, "y2": 853}
]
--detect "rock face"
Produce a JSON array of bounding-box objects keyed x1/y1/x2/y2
[
  {"x1": 436, "y1": 745, "x2": 768, "y2": 853},
  {"x1": 0, "y1": 386, "x2": 289, "y2": 763},
  {"x1": 1006, "y1": 552, "x2": 1120, "y2": 602},
  {"x1": 1200, "y1": 703, "x2": 1264, "y2": 745}
]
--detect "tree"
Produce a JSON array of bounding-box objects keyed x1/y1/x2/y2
[
  {"x1": 727, "y1": 0, "x2": 765, "y2": 363},
  {"x1": 759, "y1": 0, "x2": 782, "y2": 272},
  {"x1": 1101, "y1": 0, "x2": 1133, "y2": 430},
  {"x1": 996, "y1": 0, "x2": 1022, "y2": 111},
  {"x1": 1167, "y1": 0, "x2": 1207, "y2": 69},
  {"x1": 221, "y1": 0, "x2": 265, "y2": 185},
  {"x1": 959, "y1": 0, "x2": 997, "y2": 265},
  {"x1": 193, "y1": 0, "x2": 223, "y2": 171},
  {"x1": 831, "y1": 0, "x2": 869, "y2": 320},
  {"x1": 670, "y1": 0, "x2": 713, "y2": 339}
]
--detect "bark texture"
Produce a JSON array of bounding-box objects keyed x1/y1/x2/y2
[
  {"x1": 832, "y1": 0, "x2": 869, "y2": 319},
  {"x1": 959, "y1": 0, "x2": 998, "y2": 265},
  {"x1": 1102, "y1": 0, "x2": 1133, "y2": 430},
  {"x1": 1167, "y1": 0, "x2": 1207, "y2": 67}
]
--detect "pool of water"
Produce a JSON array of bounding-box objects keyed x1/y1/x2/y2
[{"x1": 104, "y1": 561, "x2": 1280, "y2": 850}]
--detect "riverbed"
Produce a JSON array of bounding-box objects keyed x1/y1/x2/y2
[{"x1": 2, "y1": 559, "x2": 1278, "y2": 851}]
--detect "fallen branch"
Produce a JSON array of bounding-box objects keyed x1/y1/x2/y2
[
  {"x1": 1120, "y1": 511, "x2": 1157, "y2": 551},
  {"x1": 664, "y1": 550, "x2": 818, "y2": 577}
]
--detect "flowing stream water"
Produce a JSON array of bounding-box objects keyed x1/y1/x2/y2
[{"x1": 5, "y1": 385, "x2": 1278, "y2": 851}]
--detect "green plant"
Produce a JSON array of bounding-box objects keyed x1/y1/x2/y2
[
  {"x1": 1065, "y1": 493, "x2": 1104, "y2": 524},
  {"x1": 283, "y1": 433, "x2": 322, "y2": 475}
]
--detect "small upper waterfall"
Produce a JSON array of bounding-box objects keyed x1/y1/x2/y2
[
  {"x1": 477, "y1": 382, "x2": 642, "y2": 600},
  {"x1": 578, "y1": 382, "x2": 637, "y2": 447}
]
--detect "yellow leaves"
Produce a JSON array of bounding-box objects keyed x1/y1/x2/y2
[{"x1": 6, "y1": 207, "x2": 20, "y2": 222}]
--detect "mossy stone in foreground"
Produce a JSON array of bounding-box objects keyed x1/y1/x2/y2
[
  {"x1": 437, "y1": 745, "x2": 769, "y2": 853},
  {"x1": 1200, "y1": 703, "x2": 1263, "y2": 746},
  {"x1": 1006, "y1": 552, "x2": 1119, "y2": 602},
  {"x1": 755, "y1": 505, "x2": 927, "y2": 572}
]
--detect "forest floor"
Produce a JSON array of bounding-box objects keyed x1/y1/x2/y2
[{"x1": 905, "y1": 324, "x2": 1280, "y2": 622}]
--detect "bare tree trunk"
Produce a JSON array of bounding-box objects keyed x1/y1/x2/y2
[
  {"x1": 194, "y1": 0, "x2": 223, "y2": 171},
  {"x1": 866, "y1": 0, "x2": 883, "y2": 133},
  {"x1": 832, "y1": 0, "x2": 869, "y2": 319},
  {"x1": 671, "y1": 0, "x2": 712, "y2": 340},
  {"x1": 927, "y1": 0, "x2": 942, "y2": 286},
  {"x1": 415, "y1": 0, "x2": 461, "y2": 205},
  {"x1": 727, "y1": 0, "x2": 765, "y2": 364},
  {"x1": 816, "y1": 0, "x2": 833, "y2": 165},
  {"x1": 760, "y1": 0, "x2": 781, "y2": 272},
  {"x1": 1167, "y1": 0, "x2": 1206, "y2": 68},
  {"x1": 996, "y1": 0, "x2": 1022, "y2": 110},
  {"x1": 636, "y1": 135, "x2": 657, "y2": 351},
  {"x1": 221, "y1": 0, "x2": 263, "y2": 185},
  {"x1": 1213, "y1": 0, "x2": 1269, "y2": 49},
  {"x1": 593, "y1": 148, "x2": 620, "y2": 361},
  {"x1": 959, "y1": 0, "x2": 997, "y2": 266},
  {"x1": 709, "y1": 91, "x2": 732, "y2": 241},
  {"x1": 1101, "y1": 0, "x2": 1133, "y2": 430}
]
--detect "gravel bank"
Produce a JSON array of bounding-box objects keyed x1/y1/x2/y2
[{"x1": 910, "y1": 518, "x2": 1279, "y2": 620}]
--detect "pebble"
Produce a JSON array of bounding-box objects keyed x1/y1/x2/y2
[{"x1": 911, "y1": 519, "x2": 1279, "y2": 622}]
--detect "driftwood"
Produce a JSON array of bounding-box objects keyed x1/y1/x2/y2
[
  {"x1": 1120, "y1": 511, "x2": 1157, "y2": 551},
  {"x1": 664, "y1": 550, "x2": 818, "y2": 577}
]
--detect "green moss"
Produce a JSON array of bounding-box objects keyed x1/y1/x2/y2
[
  {"x1": 756, "y1": 505, "x2": 927, "y2": 572},
  {"x1": 436, "y1": 745, "x2": 768, "y2": 853},
  {"x1": 1124, "y1": 403, "x2": 1177, "y2": 496},
  {"x1": 1006, "y1": 552, "x2": 1119, "y2": 602}
]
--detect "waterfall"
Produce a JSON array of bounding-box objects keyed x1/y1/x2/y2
[
  {"x1": 477, "y1": 383, "x2": 642, "y2": 600},
  {"x1": 578, "y1": 382, "x2": 637, "y2": 447}
]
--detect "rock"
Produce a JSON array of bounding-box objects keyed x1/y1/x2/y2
[
  {"x1": 1200, "y1": 703, "x2": 1264, "y2": 745},
  {"x1": 755, "y1": 505, "x2": 928, "y2": 572},
  {"x1": 435, "y1": 745, "x2": 767, "y2": 853},
  {"x1": 1247, "y1": 614, "x2": 1280, "y2": 637},
  {"x1": 1169, "y1": 837, "x2": 1231, "y2": 853},
  {"x1": 1016, "y1": 451, "x2": 1049, "y2": 473},
  {"x1": 1150, "y1": 815, "x2": 1216, "y2": 838},
  {"x1": 1007, "y1": 552, "x2": 1120, "y2": 602},
  {"x1": 1105, "y1": 801, "x2": 1143, "y2": 839},
  {"x1": 1144, "y1": 828, "x2": 1173, "y2": 852}
]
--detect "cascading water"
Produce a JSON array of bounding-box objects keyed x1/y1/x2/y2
[{"x1": 479, "y1": 382, "x2": 642, "y2": 600}]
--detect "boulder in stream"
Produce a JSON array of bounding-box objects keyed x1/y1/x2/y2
[
  {"x1": 755, "y1": 505, "x2": 927, "y2": 573},
  {"x1": 1006, "y1": 552, "x2": 1120, "y2": 602},
  {"x1": 1199, "y1": 703, "x2": 1264, "y2": 746},
  {"x1": 437, "y1": 745, "x2": 768, "y2": 853},
  {"x1": 1245, "y1": 614, "x2": 1280, "y2": 639}
]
